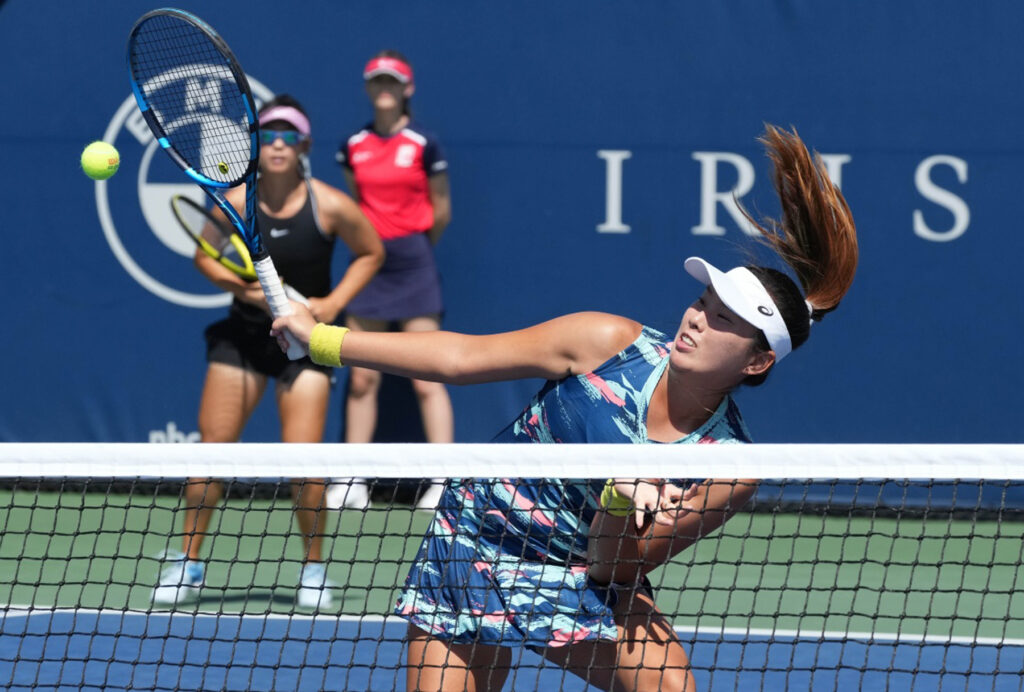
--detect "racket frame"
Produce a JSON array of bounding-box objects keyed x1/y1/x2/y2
[
  {"x1": 171, "y1": 194, "x2": 257, "y2": 281},
  {"x1": 128, "y1": 8, "x2": 306, "y2": 357},
  {"x1": 170, "y1": 195, "x2": 309, "y2": 306}
]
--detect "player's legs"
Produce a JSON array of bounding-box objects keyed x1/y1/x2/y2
[
  {"x1": 406, "y1": 624, "x2": 512, "y2": 692},
  {"x1": 276, "y1": 368, "x2": 331, "y2": 563},
  {"x1": 155, "y1": 362, "x2": 266, "y2": 604},
  {"x1": 335, "y1": 314, "x2": 389, "y2": 510},
  {"x1": 398, "y1": 314, "x2": 454, "y2": 444},
  {"x1": 343, "y1": 314, "x2": 390, "y2": 444},
  {"x1": 187, "y1": 362, "x2": 267, "y2": 560},
  {"x1": 538, "y1": 586, "x2": 695, "y2": 691}
]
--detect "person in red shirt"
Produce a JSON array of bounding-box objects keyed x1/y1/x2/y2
[{"x1": 334, "y1": 51, "x2": 453, "y2": 510}]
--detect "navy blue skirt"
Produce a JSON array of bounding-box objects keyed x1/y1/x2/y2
[{"x1": 346, "y1": 232, "x2": 443, "y2": 321}]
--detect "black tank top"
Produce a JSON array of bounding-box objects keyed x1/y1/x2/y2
[{"x1": 230, "y1": 179, "x2": 335, "y2": 324}]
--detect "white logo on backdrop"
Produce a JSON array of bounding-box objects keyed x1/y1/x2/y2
[
  {"x1": 95, "y1": 73, "x2": 273, "y2": 307},
  {"x1": 596, "y1": 149, "x2": 970, "y2": 241}
]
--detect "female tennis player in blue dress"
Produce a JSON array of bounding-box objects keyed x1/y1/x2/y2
[{"x1": 272, "y1": 124, "x2": 859, "y2": 691}]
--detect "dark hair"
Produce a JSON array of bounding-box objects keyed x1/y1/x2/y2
[
  {"x1": 740, "y1": 125, "x2": 859, "y2": 386},
  {"x1": 369, "y1": 49, "x2": 413, "y2": 117}
]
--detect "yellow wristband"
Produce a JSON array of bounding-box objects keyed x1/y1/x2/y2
[
  {"x1": 308, "y1": 324, "x2": 349, "y2": 368},
  {"x1": 600, "y1": 479, "x2": 634, "y2": 517}
]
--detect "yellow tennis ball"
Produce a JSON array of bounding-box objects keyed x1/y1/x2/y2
[{"x1": 81, "y1": 141, "x2": 120, "y2": 181}]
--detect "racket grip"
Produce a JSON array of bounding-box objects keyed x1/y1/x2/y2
[
  {"x1": 254, "y1": 256, "x2": 306, "y2": 361},
  {"x1": 283, "y1": 283, "x2": 310, "y2": 307}
]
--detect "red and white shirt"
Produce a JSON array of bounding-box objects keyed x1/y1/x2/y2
[{"x1": 337, "y1": 122, "x2": 447, "y2": 241}]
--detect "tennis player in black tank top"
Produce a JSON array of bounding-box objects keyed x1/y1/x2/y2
[
  {"x1": 151, "y1": 95, "x2": 383, "y2": 611},
  {"x1": 227, "y1": 180, "x2": 335, "y2": 326}
]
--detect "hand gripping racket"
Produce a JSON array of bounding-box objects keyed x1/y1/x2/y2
[
  {"x1": 170, "y1": 194, "x2": 309, "y2": 306},
  {"x1": 128, "y1": 8, "x2": 304, "y2": 358}
]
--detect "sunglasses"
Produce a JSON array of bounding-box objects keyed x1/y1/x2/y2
[{"x1": 259, "y1": 130, "x2": 307, "y2": 146}]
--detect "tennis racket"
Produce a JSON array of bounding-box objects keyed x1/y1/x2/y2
[
  {"x1": 127, "y1": 8, "x2": 304, "y2": 359},
  {"x1": 170, "y1": 194, "x2": 309, "y2": 306}
]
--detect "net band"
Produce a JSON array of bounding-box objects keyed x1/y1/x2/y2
[
  {"x1": 3, "y1": 444, "x2": 1023, "y2": 689},
  {"x1": 2, "y1": 442, "x2": 1023, "y2": 479}
]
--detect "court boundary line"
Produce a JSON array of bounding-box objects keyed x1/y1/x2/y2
[{"x1": 3, "y1": 605, "x2": 1023, "y2": 647}]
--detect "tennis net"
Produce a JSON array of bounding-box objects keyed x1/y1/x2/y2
[{"x1": 1, "y1": 443, "x2": 1023, "y2": 691}]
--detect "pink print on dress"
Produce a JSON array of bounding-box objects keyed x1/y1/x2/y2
[
  {"x1": 530, "y1": 509, "x2": 555, "y2": 528},
  {"x1": 549, "y1": 627, "x2": 593, "y2": 647},
  {"x1": 585, "y1": 373, "x2": 626, "y2": 406},
  {"x1": 482, "y1": 611, "x2": 515, "y2": 625},
  {"x1": 502, "y1": 481, "x2": 536, "y2": 510}
]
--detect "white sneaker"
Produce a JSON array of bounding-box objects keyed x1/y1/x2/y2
[
  {"x1": 297, "y1": 562, "x2": 335, "y2": 610},
  {"x1": 415, "y1": 481, "x2": 445, "y2": 511},
  {"x1": 326, "y1": 479, "x2": 370, "y2": 510},
  {"x1": 152, "y1": 553, "x2": 204, "y2": 604}
]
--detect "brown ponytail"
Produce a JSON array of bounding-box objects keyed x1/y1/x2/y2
[
  {"x1": 740, "y1": 125, "x2": 860, "y2": 385},
  {"x1": 745, "y1": 124, "x2": 859, "y2": 321}
]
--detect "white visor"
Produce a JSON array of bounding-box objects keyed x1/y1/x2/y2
[{"x1": 684, "y1": 256, "x2": 792, "y2": 362}]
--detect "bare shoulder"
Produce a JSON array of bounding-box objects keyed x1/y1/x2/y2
[
  {"x1": 308, "y1": 178, "x2": 354, "y2": 212},
  {"x1": 562, "y1": 311, "x2": 642, "y2": 346},
  {"x1": 541, "y1": 312, "x2": 643, "y2": 374},
  {"x1": 308, "y1": 177, "x2": 360, "y2": 229}
]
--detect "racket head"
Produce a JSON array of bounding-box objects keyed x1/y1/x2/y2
[
  {"x1": 170, "y1": 194, "x2": 257, "y2": 281},
  {"x1": 127, "y1": 9, "x2": 259, "y2": 189}
]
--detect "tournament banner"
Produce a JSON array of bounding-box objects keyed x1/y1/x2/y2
[{"x1": 0, "y1": 1, "x2": 1021, "y2": 458}]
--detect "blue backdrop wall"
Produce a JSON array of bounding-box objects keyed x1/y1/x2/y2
[{"x1": 2, "y1": 1, "x2": 1022, "y2": 445}]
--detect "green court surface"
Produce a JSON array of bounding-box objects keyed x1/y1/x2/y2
[
  {"x1": 3, "y1": 487, "x2": 1023, "y2": 643},
  {"x1": 1, "y1": 488, "x2": 432, "y2": 617}
]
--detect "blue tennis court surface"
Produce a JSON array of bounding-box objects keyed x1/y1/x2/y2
[{"x1": 4, "y1": 609, "x2": 1023, "y2": 691}]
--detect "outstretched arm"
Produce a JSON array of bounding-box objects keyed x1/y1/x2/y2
[{"x1": 272, "y1": 306, "x2": 642, "y2": 385}]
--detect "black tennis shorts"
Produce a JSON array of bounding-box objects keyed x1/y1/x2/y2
[{"x1": 204, "y1": 315, "x2": 332, "y2": 385}]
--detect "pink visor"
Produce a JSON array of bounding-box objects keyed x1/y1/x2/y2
[
  {"x1": 258, "y1": 106, "x2": 311, "y2": 137},
  {"x1": 363, "y1": 56, "x2": 414, "y2": 84}
]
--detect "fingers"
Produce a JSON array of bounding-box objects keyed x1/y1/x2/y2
[
  {"x1": 634, "y1": 507, "x2": 648, "y2": 531},
  {"x1": 271, "y1": 331, "x2": 291, "y2": 354},
  {"x1": 613, "y1": 480, "x2": 706, "y2": 529},
  {"x1": 650, "y1": 483, "x2": 701, "y2": 526},
  {"x1": 270, "y1": 315, "x2": 292, "y2": 334}
]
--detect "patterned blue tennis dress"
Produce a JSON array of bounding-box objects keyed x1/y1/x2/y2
[{"x1": 394, "y1": 326, "x2": 751, "y2": 647}]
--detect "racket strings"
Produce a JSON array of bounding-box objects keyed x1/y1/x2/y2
[
  {"x1": 129, "y1": 13, "x2": 253, "y2": 185},
  {"x1": 176, "y1": 199, "x2": 234, "y2": 253}
]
